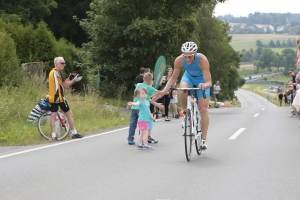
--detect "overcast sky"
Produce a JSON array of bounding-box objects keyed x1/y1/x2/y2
[{"x1": 214, "y1": 0, "x2": 300, "y2": 17}]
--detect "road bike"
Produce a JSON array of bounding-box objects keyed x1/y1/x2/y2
[
  {"x1": 170, "y1": 86, "x2": 206, "y2": 162},
  {"x1": 37, "y1": 110, "x2": 70, "y2": 141}
]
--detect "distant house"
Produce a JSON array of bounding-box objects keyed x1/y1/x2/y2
[
  {"x1": 255, "y1": 24, "x2": 274, "y2": 32},
  {"x1": 276, "y1": 26, "x2": 285, "y2": 32}
]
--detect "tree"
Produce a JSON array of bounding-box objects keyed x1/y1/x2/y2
[
  {"x1": 0, "y1": 0, "x2": 57, "y2": 24},
  {"x1": 269, "y1": 40, "x2": 275, "y2": 48},
  {"x1": 257, "y1": 48, "x2": 276, "y2": 71},
  {"x1": 281, "y1": 49, "x2": 297, "y2": 74},
  {"x1": 256, "y1": 40, "x2": 264, "y2": 47},
  {"x1": 44, "y1": 0, "x2": 92, "y2": 47},
  {"x1": 195, "y1": 3, "x2": 241, "y2": 100},
  {"x1": 0, "y1": 31, "x2": 22, "y2": 86},
  {"x1": 80, "y1": 0, "x2": 226, "y2": 96},
  {"x1": 276, "y1": 40, "x2": 281, "y2": 47}
]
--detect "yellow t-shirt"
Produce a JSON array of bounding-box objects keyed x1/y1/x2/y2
[{"x1": 48, "y1": 67, "x2": 65, "y2": 103}]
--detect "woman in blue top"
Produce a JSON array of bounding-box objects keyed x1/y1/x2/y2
[
  {"x1": 152, "y1": 41, "x2": 212, "y2": 150},
  {"x1": 128, "y1": 87, "x2": 155, "y2": 150}
]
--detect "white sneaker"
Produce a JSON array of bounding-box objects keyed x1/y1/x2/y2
[
  {"x1": 288, "y1": 114, "x2": 298, "y2": 118},
  {"x1": 200, "y1": 139, "x2": 207, "y2": 150}
]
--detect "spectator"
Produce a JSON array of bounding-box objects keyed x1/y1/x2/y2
[
  {"x1": 278, "y1": 93, "x2": 283, "y2": 107},
  {"x1": 213, "y1": 80, "x2": 221, "y2": 101},
  {"x1": 157, "y1": 66, "x2": 173, "y2": 121},
  {"x1": 169, "y1": 80, "x2": 179, "y2": 118},
  {"x1": 135, "y1": 67, "x2": 145, "y2": 86},
  {"x1": 48, "y1": 57, "x2": 83, "y2": 140},
  {"x1": 266, "y1": 93, "x2": 270, "y2": 101}
]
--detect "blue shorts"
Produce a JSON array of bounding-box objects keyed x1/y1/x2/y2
[{"x1": 181, "y1": 72, "x2": 210, "y2": 98}]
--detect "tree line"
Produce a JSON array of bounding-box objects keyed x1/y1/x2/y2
[
  {"x1": 217, "y1": 12, "x2": 300, "y2": 35},
  {"x1": 0, "y1": 0, "x2": 244, "y2": 101}
]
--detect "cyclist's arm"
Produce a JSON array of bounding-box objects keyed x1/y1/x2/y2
[
  {"x1": 151, "y1": 56, "x2": 181, "y2": 101},
  {"x1": 199, "y1": 54, "x2": 212, "y2": 89},
  {"x1": 161, "y1": 56, "x2": 182, "y2": 94}
]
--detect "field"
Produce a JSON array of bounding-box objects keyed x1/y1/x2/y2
[{"x1": 230, "y1": 34, "x2": 299, "y2": 51}]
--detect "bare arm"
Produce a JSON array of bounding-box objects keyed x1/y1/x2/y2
[
  {"x1": 150, "y1": 100, "x2": 164, "y2": 110},
  {"x1": 62, "y1": 78, "x2": 75, "y2": 88},
  {"x1": 161, "y1": 56, "x2": 182, "y2": 94}
]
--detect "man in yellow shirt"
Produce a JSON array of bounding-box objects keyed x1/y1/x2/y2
[{"x1": 48, "y1": 57, "x2": 83, "y2": 140}]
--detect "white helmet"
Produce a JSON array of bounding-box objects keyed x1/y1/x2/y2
[{"x1": 181, "y1": 42, "x2": 198, "y2": 53}]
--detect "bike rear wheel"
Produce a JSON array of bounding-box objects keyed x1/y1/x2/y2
[
  {"x1": 184, "y1": 109, "x2": 193, "y2": 161},
  {"x1": 37, "y1": 110, "x2": 70, "y2": 141}
]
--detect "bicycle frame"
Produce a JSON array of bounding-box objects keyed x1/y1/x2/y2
[{"x1": 169, "y1": 86, "x2": 205, "y2": 161}]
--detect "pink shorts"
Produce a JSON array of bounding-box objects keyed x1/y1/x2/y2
[{"x1": 137, "y1": 121, "x2": 149, "y2": 130}]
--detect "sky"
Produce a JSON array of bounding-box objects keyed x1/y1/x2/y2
[{"x1": 214, "y1": 0, "x2": 300, "y2": 17}]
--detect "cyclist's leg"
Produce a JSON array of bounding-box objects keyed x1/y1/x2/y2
[
  {"x1": 60, "y1": 101, "x2": 74, "y2": 130},
  {"x1": 50, "y1": 103, "x2": 59, "y2": 136},
  {"x1": 198, "y1": 97, "x2": 209, "y2": 140}
]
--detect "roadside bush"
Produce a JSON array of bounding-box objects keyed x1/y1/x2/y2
[{"x1": 0, "y1": 31, "x2": 22, "y2": 86}]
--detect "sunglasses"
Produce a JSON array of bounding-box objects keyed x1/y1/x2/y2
[
  {"x1": 60, "y1": 62, "x2": 66, "y2": 65},
  {"x1": 288, "y1": 71, "x2": 292, "y2": 74},
  {"x1": 183, "y1": 54, "x2": 195, "y2": 59}
]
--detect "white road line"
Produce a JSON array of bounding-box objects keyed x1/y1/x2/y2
[
  {"x1": 253, "y1": 113, "x2": 260, "y2": 117},
  {"x1": 229, "y1": 128, "x2": 246, "y2": 140},
  {"x1": 0, "y1": 127, "x2": 129, "y2": 159}
]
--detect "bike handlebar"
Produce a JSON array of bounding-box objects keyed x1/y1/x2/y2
[{"x1": 168, "y1": 85, "x2": 206, "y2": 99}]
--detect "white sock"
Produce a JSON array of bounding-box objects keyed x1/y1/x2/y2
[
  {"x1": 71, "y1": 129, "x2": 77, "y2": 135},
  {"x1": 52, "y1": 132, "x2": 56, "y2": 138}
]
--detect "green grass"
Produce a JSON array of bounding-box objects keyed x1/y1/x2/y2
[
  {"x1": 0, "y1": 75, "x2": 130, "y2": 146},
  {"x1": 230, "y1": 34, "x2": 299, "y2": 51}
]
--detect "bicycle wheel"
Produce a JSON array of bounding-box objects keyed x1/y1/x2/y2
[
  {"x1": 37, "y1": 110, "x2": 70, "y2": 141},
  {"x1": 195, "y1": 111, "x2": 202, "y2": 155},
  {"x1": 184, "y1": 109, "x2": 193, "y2": 161}
]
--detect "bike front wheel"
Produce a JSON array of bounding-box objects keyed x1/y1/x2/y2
[
  {"x1": 184, "y1": 109, "x2": 193, "y2": 161},
  {"x1": 37, "y1": 110, "x2": 70, "y2": 141},
  {"x1": 195, "y1": 114, "x2": 202, "y2": 155}
]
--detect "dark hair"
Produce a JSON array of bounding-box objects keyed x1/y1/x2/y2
[{"x1": 140, "y1": 67, "x2": 145, "y2": 74}]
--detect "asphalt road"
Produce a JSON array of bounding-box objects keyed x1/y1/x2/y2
[{"x1": 1, "y1": 89, "x2": 300, "y2": 200}]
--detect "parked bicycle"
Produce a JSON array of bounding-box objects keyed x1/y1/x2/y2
[
  {"x1": 37, "y1": 110, "x2": 70, "y2": 141},
  {"x1": 169, "y1": 86, "x2": 206, "y2": 162}
]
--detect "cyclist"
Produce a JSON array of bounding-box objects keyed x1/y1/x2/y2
[
  {"x1": 152, "y1": 41, "x2": 212, "y2": 149},
  {"x1": 48, "y1": 57, "x2": 84, "y2": 140}
]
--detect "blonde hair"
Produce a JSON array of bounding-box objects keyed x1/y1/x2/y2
[
  {"x1": 143, "y1": 72, "x2": 153, "y2": 84},
  {"x1": 133, "y1": 87, "x2": 148, "y2": 98}
]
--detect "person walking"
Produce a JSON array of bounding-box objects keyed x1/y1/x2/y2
[
  {"x1": 127, "y1": 87, "x2": 155, "y2": 150},
  {"x1": 278, "y1": 93, "x2": 283, "y2": 107},
  {"x1": 48, "y1": 57, "x2": 84, "y2": 140},
  {"x1": 213, "y1": 80, "x2": 221, "y2": 101},
  {"x1": 266, "y1": 93, "x2": 270, "y2": 101},
  {"x1": 152, "y1": 41, "x2": 212, "y2": 150}
]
